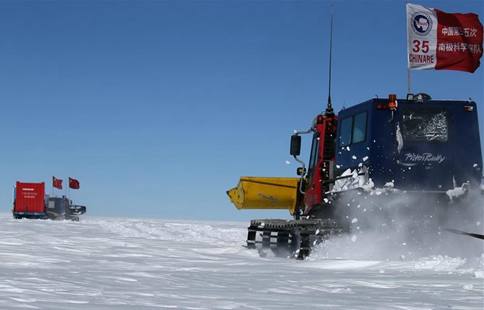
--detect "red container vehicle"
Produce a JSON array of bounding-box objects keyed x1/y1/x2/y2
[
  {"x1": 12, "y1": 181, "x2": 86, "y2": 221},
  {"x1": 13, "y1": 182, "x2": 47, "y2": 218}
]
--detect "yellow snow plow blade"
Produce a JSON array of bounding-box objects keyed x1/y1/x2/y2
[{"x1": 226, "y1": 177, "x2": 300, "y2": 215}]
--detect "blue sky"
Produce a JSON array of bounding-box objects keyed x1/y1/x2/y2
[{"x1": 0, "y1": 0, "x2": 483, "y2": 221}]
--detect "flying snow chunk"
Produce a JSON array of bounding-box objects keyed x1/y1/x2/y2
[
  {"x1": 446, "y1": 186, "x2": 467, "y2": 201},
  {"x1": 285, "y1": 160, "x2": 291, "y2": 165},
  {"x1": 362, "y1": 156, "x2": 368, "y2": 161},
  {"x1": 351, "y1": 218, "x2": 358, "y2": 224},
  {"x1": 351, "y1": 235, "x2": 357, "y2": 242},
  {"x1": 473, "y1": 163, "x2": 478, "y2": 167},
  {"x1": 384, "y1": 182, "x2": 394, "y2": 188},
  {"x1": 396, "y1": 123, "x2": 403, "y2": 154},
  {"x1": 352, "y1": 155, "x2": 357, "y2": 160}
]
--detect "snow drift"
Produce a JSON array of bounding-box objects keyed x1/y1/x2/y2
[{"x1": 0, "y1": 213, "x2": 482, "y2": 310}]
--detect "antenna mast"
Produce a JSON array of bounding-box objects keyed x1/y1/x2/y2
[{"x1": 326, "y1": 5, "x2": 334, "y2": 116}]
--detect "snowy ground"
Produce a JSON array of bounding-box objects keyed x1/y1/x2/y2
[{"x1": 0, "y1": 212, "x2": 483, "y2": 310}]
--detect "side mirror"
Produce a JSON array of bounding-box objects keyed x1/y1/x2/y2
[{"x1": 290, "y1": 135, "x2": 301, "y2": 156}]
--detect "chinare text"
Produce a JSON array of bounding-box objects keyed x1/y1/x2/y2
[{"x1": 409, "y1": 53, "x2": 435, "y2": 64}]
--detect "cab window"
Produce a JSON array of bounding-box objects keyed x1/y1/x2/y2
[
  {"x1": 353, "y1": 112, "x2": 367, "y2": 144},
  {"x1": 339, "y1": 111, "x2": 367, "y2": 147},
  {"x1": 339, "y1": 117, "x2": 352, "y2": 146},
  {"x1": 308, "y1": 133, "x2": 320, "y2": 172},
  {"x1": 306, "y1": 133, "x2": 320, "y2": 185}
]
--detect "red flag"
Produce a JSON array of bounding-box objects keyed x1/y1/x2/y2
[
  {"x1": 407, "y1": 3, "x2": 483, "y2": 73},
  {"x1": 53, "y1": 176, "x2": 63, "y2": 190},
  {"x1": 69, "y1": 177, "x2": 80, "y2": 189}
]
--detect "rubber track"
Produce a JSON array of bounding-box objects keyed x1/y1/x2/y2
[{"x1": 249, "y1": 218, "x2": 340, "y2": 230}]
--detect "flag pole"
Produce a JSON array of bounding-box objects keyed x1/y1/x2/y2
[{"x1": 407, "y1": 68, "x2": 411, "y2": 94}]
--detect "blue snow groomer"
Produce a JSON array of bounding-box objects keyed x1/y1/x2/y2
[
  {"x1": 228, "y1": 93, "x2": 483, "y2": 259},
  {"x1": 294, "y1": 92, "x2": 483, "y2": 227}
]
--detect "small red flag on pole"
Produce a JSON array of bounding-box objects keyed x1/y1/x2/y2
[
  {"x1": 69, "y1": 177, "x2": 80, "y2": 189},
  {"x1": 53, "y1": 176, "x2": 63, "y2": 190}
]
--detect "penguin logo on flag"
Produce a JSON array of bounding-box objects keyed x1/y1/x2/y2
[{"x1": 411, "y1": 11, "x2": 433, "y2": 36}]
